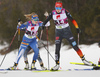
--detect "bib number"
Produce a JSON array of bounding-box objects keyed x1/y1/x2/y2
[{"x1": 55, "y1": 20, "x2": 64, "y2": 25}]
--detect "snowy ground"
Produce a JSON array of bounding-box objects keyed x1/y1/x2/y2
[{"x1": 0, "y1": 43, "x2": 100, "y2": 77}]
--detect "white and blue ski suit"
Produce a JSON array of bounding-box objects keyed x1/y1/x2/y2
[{"x1": 15, "y1": 21, "x2": 42, "y2": 64}]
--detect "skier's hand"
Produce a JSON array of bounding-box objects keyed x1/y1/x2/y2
[
  {"x1": 18, "y1": 18, "x2": 23, "y2": 26},
  {"x1": 18, "y1": 18, "x2": 21, "y2": 22},
  {"x1": 17, "y1": 18, "x2": 21, "y2": 29},
  {"x1": 76, "y1": 28, "x2": 81, "y2": 33},
  {"x1": 44, "y1": 11, "x2": 49, "y2": 17}
]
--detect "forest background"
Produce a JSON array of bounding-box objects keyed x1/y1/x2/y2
[{"x1": 0, "y1": 0, "x2": 100, "y2": 53}]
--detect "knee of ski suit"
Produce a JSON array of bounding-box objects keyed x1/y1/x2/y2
[
  {"x1": 55, "y1": 36, "x2": 62, "y2": 44},
  {"x1": 30, "y1": 38, "x2": 39, "y2": 61},
  {"x1": 23, "y1": 46, "x2": 31, "y2": 61},
  {"x1": 68, "y1": 36, "x2": 79, "y2": 51}
]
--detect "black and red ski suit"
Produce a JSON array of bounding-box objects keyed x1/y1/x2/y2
[{"x1": 42, "y1": 8, "x2": 83, "y2": 64}]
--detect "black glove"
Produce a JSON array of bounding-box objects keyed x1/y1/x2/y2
[
  {"x1": 18, "y1": 18, "x2": 21, "y2": 22},
  {"x1": 76, "y1": 28, "x2": 81, "y2": 33}
]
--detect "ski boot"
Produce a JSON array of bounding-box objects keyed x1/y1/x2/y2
[
  {"x1": 8, "y1": 63, "x2": 18, "y2": 70},
  {"x1": 51, "y1": 61, "x2": 60, "y2": 71},
  {"x1": 93, "y1": 58, "x2": 100, "y2": 70},
  {"x1": 81, "y1": 56, "x2": 95, "y2": 66},
  {"x1": 24, "y1": 61, "x2": 29, "y2": 70},
  {"x1": 40, "y1": 63, "x2": 47, "y2": 70},
  {"x1": 31, "y1": 60, "x2": 36, "y2": 70},
  {"x1": 93, "y1": 66, "x2": 100, "y2": 70},
  {"x1": 41, "y1": 66, "x2": 47, "y2": 70},
  {"x1": 51, "y1": 64, "x2": 60, "y2": 71}
]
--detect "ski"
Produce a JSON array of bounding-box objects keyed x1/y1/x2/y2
[
  {"x1": 70, "y1": 62, "x2": 100, "y2": 67},
  {"x1": 32, "y1": 70, "x2": 60, "y2": 72},
  {"x1": 0, "y1": 71, "x2": 8, "y2": 74},
  {"x1": 0, "y1": 68, "x2": 42, "y2": 71},
  {"x1": 34, "y1": 69, "x2": 64, "y2": 72},
  {"x1": 67, "y1": 68, "x2": 93, "y2": 71},
  {"x1": 0, "y1": 69, "x2": 25, "y2": 71},
  {"x1": 0, "y1": 68, "x2": 62, "y2": 73},
  {"x1": 32, "y1": 69, "x2": 67, "y2": 72},
  {"x1": 0, "y1": 69, "x2": 9, "y2": 73}
]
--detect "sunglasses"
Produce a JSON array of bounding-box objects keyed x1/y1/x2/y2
[
  {"x1": 55, "y1": 7, "x2": 62, "y2": 10},
  {"x1": 34, "y1": 18, "x2": 39, "y2": 21}
]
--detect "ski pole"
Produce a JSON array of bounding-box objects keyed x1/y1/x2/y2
[
  {"x1": 40, "y1": 30, "x2": 43, "y2": 40},
  {"x1": 17, "y1": 18, "x2": 22, "y2": 50},
  {"x1": 36, "y1": 36, "x2": 55, "y2": 61},
  {"x1": 44, "y1": 11, "x2": 50, "y2": 70},
  {"x1": 18, "y1": 28, "x2": 20, "y2": 49},
  {"x1": 77, "y1": 33, "x2": 79, "y2": 46},
  {"x1": 46, "y1": 26, "x2": 50, "y2": 69},
  {"x1": 0, "y1": 30, "x2": 18, "y2": 67}
]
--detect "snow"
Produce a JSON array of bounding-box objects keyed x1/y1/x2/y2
[{"x1": 0, "y1": 43, "x2": 100, "y2": 77}]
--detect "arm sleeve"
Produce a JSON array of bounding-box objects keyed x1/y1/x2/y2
[
  {"x1": 65, "y1": 10, "x2": 79, "y2": 28},
  {"x1": 19, "y1": 22, "x2": 28, "y2": 29},
  {"x1": 43, "y1": 13, "x2": 52, "y2": 26}
]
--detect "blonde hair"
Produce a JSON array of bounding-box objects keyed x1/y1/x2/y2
[{"x1": 24, "y1": 12, "x2": 38, "y2": 21}]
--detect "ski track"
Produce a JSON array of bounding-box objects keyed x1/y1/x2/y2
[{"x1": 0, "y1": 43, "x2": 100, "y2": 77}]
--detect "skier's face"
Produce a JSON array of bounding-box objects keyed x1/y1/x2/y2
[
  {"x1": 55, "y1": 7, "x2": 62, "y2": 13},
  {"x1": 32, "y1": 19, "x2": 39, "y2": 24}
]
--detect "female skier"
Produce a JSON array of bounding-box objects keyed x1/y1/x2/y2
[
  {"x1": 9, "y1": 12, "x2": 49, "y2": 70},
  {"x1": 42, "y1": 1, "x2": 94, "y2": 70}
]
